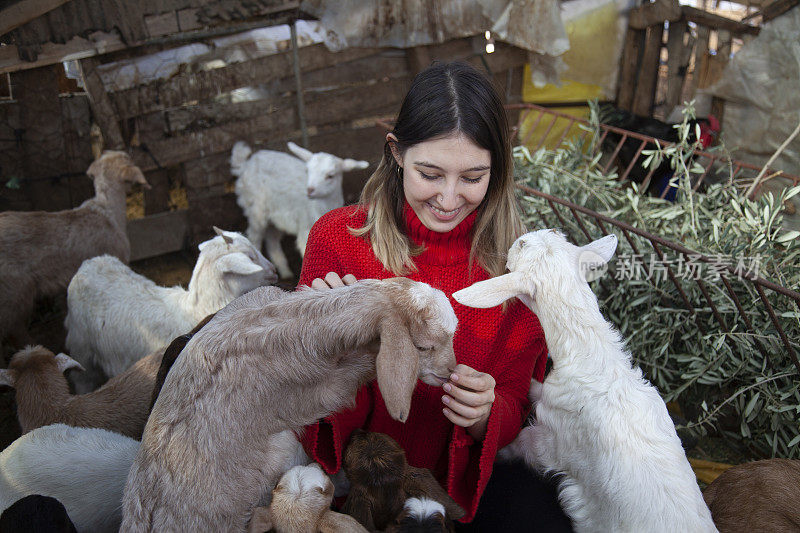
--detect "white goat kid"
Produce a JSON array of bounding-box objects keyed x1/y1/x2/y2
[
  {"x1": 65, "y1": 227, "x2": 277, "y2": 392},
  {"x1": 453, "y1": 230, "x2": 717, "y2": 533},
  {"x1": 231, "y1": 141, "x2": 368, "y2": 278}
]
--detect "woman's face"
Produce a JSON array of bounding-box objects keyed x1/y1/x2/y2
[{"x1": 390, "y1": 132, "x2": 491, "y2": 233}]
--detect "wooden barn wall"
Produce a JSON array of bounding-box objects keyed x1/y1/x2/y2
[
  {"x1": 0, "y1": 65, "x2": 94, "y2": 213},
  {"x1": 1, "y1": 36, "x2": 526, "y2": 261}
]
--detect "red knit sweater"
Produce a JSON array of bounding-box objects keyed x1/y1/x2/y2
[{"x1": 298, "y1": 203, "x2": 548, "y2": 523}]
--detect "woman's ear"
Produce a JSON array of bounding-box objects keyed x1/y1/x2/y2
[{"x1": 386, "y1": 133, "x2": 403, "y2": 168}]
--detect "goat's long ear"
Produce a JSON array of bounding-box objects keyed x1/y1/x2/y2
[
  {"x1": 55, "y1": 353, "x2": 85, "y2": 373},
  {"x1": 342, "y1": 158, "x2": 369, "y2": 171},
  {"x1": 578, "y1": 234, "x2": 617, "y2": 282},
  {"x1": 0, "y1": 369, "x2": 16, "y2": 387},
  {"x1": 452, "y1": 272, "x2": 530, "y2": 309},
  {"x1": 376, "y1": 313, "x2": 419, "y2": 423},
  {"x1": 404, "y1": 466, "x2": 466, "y2": 520},
  {"x1": 218, "y1": 252, "x2": 263, "y2": 275},
  {"x1": 122, "y1": 163, "x2": 150, "y2": 188},
  {"x1": 287, "y1": 141, "x2": 313, "y2": 162},
  {"x1": 318, "y1": 510, "x2": 369, "y2": 533}
]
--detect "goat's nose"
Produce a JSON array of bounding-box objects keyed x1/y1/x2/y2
[{"x1": 307, "y1": 187, "x2": 315, "y2": 196}]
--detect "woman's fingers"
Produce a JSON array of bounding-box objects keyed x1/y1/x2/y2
[
  {"x1": 449, "y1": 364, "x2": 496, "y2": 394},
  {"x1": 311, "y1": 272, "x2": 358, "y2": 289},
  {"x1": 442, "y1": 394, "x2": 487, "y2": 421},
  {"x1": 443, "y1": 382, "x2": 494, "y2": 407}
]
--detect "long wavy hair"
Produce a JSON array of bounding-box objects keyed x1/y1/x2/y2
[{"x1": 351, "y1": 61, "x2": 524, "y2": 278}]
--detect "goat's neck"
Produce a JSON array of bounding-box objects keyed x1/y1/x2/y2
[
  {"x1": 86, "y1": 177, "x2": 128, "y2": 230},
  {"x1": 181, "y1": 259, "x2": 232, "y2": 319},
  {"x1": 534, "y1": 284, "x2": 628, "y2": 372},
  {"x1": 16, "y1": 372, "x2": 69, "y2": 423},
  {"x1": 314, "y1": 188, "x2": 344, "y2": 215}
]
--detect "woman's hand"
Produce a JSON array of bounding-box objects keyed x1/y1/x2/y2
[
  {"x1": 441, "y1": 364, "x2": 496, "y2": 441},
  {"x1": 310, "y1": 272, "x2": 357, "y2": 289}
]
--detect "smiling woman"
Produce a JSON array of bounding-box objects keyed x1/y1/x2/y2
[{"x1": 296, "y1": 61, "x2": 572, "y2": 532}]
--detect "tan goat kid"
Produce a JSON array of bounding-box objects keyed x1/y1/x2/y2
[{"x1": 121, "y1": 278, "x2": 458, "y2": 532}]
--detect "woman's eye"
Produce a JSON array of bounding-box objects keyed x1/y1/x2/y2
[
  {"x1": 419, "y1": 172, "x2": 438, "y2": 180},
  {"x1": 462, "y1": 175, "x2": 484, "y2": 184}
]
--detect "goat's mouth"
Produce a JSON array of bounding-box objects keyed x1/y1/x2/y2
[{"x1": 422, "y1": 373, "x2": 449, "y2": 387}]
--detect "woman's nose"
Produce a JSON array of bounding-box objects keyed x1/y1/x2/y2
[{"x1": 437, "y1": 181, "x2": 460, "y2": 209}]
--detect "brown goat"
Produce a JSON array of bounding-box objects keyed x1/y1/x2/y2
[
  {"x1": 703, "y1": 458, "x2": 800, "y2": 532},
  {"x1": 0, "y1": 345, "x2": 160, "y2": 439},
  {"x1": 342, "y1": 430, "x2": 465, "y2": 531},
  {"x1": 0, "y1": 151, "x2": 149, "y2": 347},
  {"x1": 122, "y1": 278, "x2": 458, "y2": 532}
]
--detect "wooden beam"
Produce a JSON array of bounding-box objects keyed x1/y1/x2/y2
[
  {"x1": 127, "y1": 209, "x2": 189, "y2": 261},
  {"x1": 0, "y1": 0, "x2": 74, "y2": 37},
  {"x1": 758, "y1": 0, "x2": 799, "y2": 21},
  {"x1": 682, "y1": 6, "x2": 760, "y2": 35},
  {"x1": 665, "y1": 20, "x2": 689, "y2": 110},
  {"x1": 0, "y1": 6, "x2": 304, "y2": 75},
  {"x1": 617, "y1": 27, "x2": 645, "y2": 111},
  {"x1": 632, "y1": 25, "x2": 664, "y2": 117},
  {"x1": 78, "y1": 57, "x2": 125, "y2": 150},
  {"x1": 628, "y1": 0, "x2": 682, "y2": 29}
]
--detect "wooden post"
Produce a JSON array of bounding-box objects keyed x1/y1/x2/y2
[
  {"x1": 632, "y1": 25, "x2": 664, "y2": 117},
  {"x1": 617, "y1": 27, "x2": 645, "y2": 111},
  {"x1": 78, "y1": 57, "x2": 125, "y2": 150},
  {"x1": 687, "y1": 25, "x2": 710, "y2": 99},
  {"x1": 665, "y1": 20, "x2": 688, "y2": 111},
  {"x1": 13, "y1": 65, "x2": 70, "y2": 210},
  {"x1": 406, "y1": 45, "x2": 432, "y2": 76}
]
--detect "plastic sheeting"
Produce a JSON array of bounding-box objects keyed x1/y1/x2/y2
[
  {"x1": 709, "y1": 9, "x2": 800, "y2": 226},
  {"x1": 299, "y1": 0, "x2": 568, "y2": 56}
]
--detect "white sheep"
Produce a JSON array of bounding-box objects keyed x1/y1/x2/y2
[
  {"x1": 0, "y1": 345, "x2": 162, "y2": 439},
  {"x1": 230, "y1": 141, "x2": 368, "y2": 278},
  {"x1": 0, "y1": 151, "x2": 149, "y2": 347},
  {"x1": 248, "y1": 463, "x2": 367, "y2": 533},
  {"x1": 64, "y1": 227, "x2": 277, "y2": 392},
  {"x1": 453, "y1": 229, "x2": 717, "y2": 533},
  {"x1": 121, "y1": 278, "x2": 458, "y2": 532},
  {"x1": 0, "y1": 423, "x2": 139, "y2": 533}
]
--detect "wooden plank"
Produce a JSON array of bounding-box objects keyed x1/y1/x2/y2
[
  {"x1": 716, "y1": 29, "x2": 732, "y2": 59},
  {"x1": 0, "y1": 31, "x2": 126, "y2": 75},
  {"x1": 406, "y1": 45, "x2": 432, "y2": 76},
  {"x1": 632, "y1": 25, "x2": 664, "y2": 117},
  {"x1": 111, "y1": 44, "x2": 380, "y2": 119},
  {"x1": 14, "y1": 65, "x2": 70, "y2": 211},
  {"x1": 629, "y1": 0, "x2": 682, "y2": 29},
  {"x1": 682, "y1": 6, "x2": 760, "y2": 35},
  {"x1": 187, "y1": 192, "x2": 245, "y2": 246},
  {"x1": 127, "y1": 209, "x2": 189, "y2": 261},
  {"x1": 78, "y1": 56, "x2": 125, "y2": 149},
  {"x1": 665, "y1": 20, "x2": 688, "y2": 110},
  {"x1": 133, "y1": 77, "x2": 410, "y2": 172},
  {"x1": 144, "y1": 168, "x2": 170, "y2": 215},
  {"x1": 762, "y1": 0, "x2": 800, "y2": 21},
  {"x1": 0, "y1": 0, "x2": 74, "y2": 37},
  {"x1": 617, "y1": 27, "x2": 645, "y2": 111},
  {"x1": 687, "y1": 25, "x2": 710, "y2": 99},
  {"x1": 183, "y1": 153, "x2": 232, "y2": 189}
]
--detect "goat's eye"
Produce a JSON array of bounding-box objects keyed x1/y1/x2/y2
[
  {"x1": 415, "y1": 345, "x2": 433, "y2": 351},
  {"x1": 325, "y1": 174, "x2": 334, "y2": 180}
]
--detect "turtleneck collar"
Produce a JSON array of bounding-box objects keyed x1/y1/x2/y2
[{"x1": 403, "y1": 200, "x2": 478, "y2": 266}]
